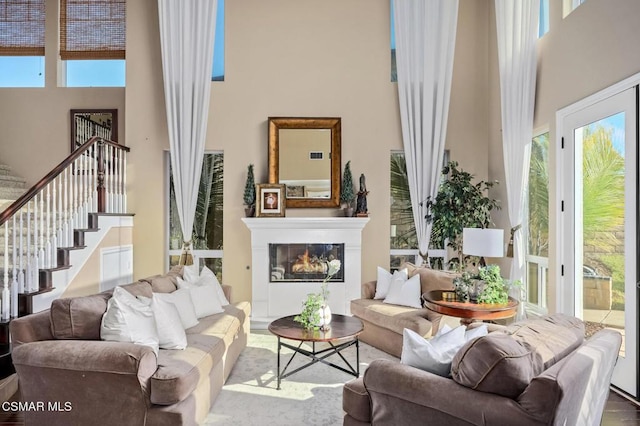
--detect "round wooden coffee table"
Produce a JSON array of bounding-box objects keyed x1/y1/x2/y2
[
  {"x1": 423, "y1": 290, "x2": 518, "y2": 325},
  {"x1": 268, "y1": 314, "x2": 364, "y2": 389}
]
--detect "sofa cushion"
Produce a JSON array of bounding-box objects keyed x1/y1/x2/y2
[
  {"x1": 505, "y1": 313, "x2": 585, "y2": 370},
  {"x1": 451, "y1": 333, "x2": 543, "y2": 399},
  {"x1": 50, "y1": 292, "x2": 111, "y2": 340},
  {"x1": 342, "y1": 378, "x2": 371, "y2": 423},
  {"x1": 401, "y1": 262, "x2": 457, "y2": 295},
  {"x1": 118, "y1": 281, "x2": 154, "y2": 298},
  {"x1": 150, "y1": 303, "x2": 248, "y2": 405},
  {"x1": 139, "y1": 265, "x2": 183, "y2": 293},
  {"x1": 151, "y1": 332, "x2": 226, "y2": 405},
  {"x1": 351, "y1": 298, "x2": 433, "y2": 337}
]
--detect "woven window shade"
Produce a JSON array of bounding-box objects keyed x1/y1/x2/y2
[
  {"x1": 60, "y1": 0, "x2": 125, "y2": 60},
  {"x1": 0, "y1": 0, "x2": 45, "y2": 56}
]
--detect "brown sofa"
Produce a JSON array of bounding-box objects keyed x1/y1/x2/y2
[
  {"x1": 350, "y1": 263, "x2": 457, "y2": 357},
  {"x1": 10, "y1": 267, "x2": 251, "y2": 426},
  {"x1": 343, "y1": 313, "x2": 622, "y2": 426}
]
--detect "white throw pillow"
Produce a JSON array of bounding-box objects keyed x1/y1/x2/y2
[
  {"x1": 465, "y1": 324, "x2": 489, "y2": 341},
  {"x1": 176, "y1": 277, "x2": 224, "y2": 319},
  {"x1": 401, "y1": 326, "x2": 466, "y2": 377},
  {"x1": 180, "y1": 265, "x2": 229, "y2": 306},
  {"x1": 155, "y1": 288, "x2": 199, "y2": 329},
  {"x1": 199, "y1": 266, "x2": 230, "y2": 306},
  {"x1": 383, "y1": 273, "x2": 422, "y2": 308},
  {"x1": 100, "y1": 286, "x2": 159, "y2": 355},
  {"x1": 147, "y1": 294, "x2": 187, "y2": 350},
  {"x1": 374, "y1": 267, "x2": 407, "y2": 300}
]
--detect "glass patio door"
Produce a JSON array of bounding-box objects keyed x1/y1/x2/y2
[{"x1": 560, "y1": 87, "x2": 637, "y2": 397}]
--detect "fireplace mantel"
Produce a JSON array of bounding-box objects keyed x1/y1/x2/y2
[{"x1": 242, "y1": 217, "x2": 369, "y2": 326}]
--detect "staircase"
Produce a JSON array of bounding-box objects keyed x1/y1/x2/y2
[
  {"x1": 0, "y1": 165, "x2": 27, "y2": 212},
  {"x1": 0, "y1": 138, "x2": 130, "y2": 382}
]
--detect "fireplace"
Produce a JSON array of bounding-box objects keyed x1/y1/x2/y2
[
  {"x1": 242, "y1": 217, "x2": 369, "y2": 325},
  {"x1": 269, "y1": 243, "x2": 345, "y2": 282}
]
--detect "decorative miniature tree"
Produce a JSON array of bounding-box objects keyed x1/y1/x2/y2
[
  {"x1": 340, "y1": 161, "x2": 356, "y2": 216},
  {"x1": 243, "y1": 164, "x2": 256, "y2": 217}
]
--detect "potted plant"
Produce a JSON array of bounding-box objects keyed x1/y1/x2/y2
[
  {"x1": 453, "y1": 265, "x2": 519, "y2": 305},
  {"x1": 294, "y1": 259, "x2": 341, "y2": 330},
  {"x1": 424, "y1": 161, "x2": 500, "y2": 270},
  {"x1": 340, "y1": 161, "x2": 356, "y2": 217},
  {"x1": 243, "y1": 164, "x2": 256, "y2": 217}
]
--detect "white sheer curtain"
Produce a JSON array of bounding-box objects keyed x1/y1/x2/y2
[
  {"x1": 158, "y1": 0, "x2": 217, "y2": 265},
  {"x1": 393, "y1": 0, "x2": 459, "y2": 261},
  {"x1": 495, "y1": 0, "x2": 539, "y2": 281}
]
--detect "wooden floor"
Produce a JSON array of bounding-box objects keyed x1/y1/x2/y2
[
  {"x1": 0, "y1": 390, "x2": 637, "y2": 425},
  {"x1": 602, "y1": 391, "x2": 640, "y2": 425}
]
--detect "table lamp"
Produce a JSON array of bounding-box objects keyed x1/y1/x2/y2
[{"x1": 462, "y1": 228, "x2": 504, "y2": 267}]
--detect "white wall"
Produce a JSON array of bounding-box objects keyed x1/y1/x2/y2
[{"x1": 1, "y1": 0, "x2": 491, "y2": 305}]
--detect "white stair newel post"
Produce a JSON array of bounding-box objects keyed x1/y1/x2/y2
[
  {"x1": 73, "y1": 158, "x2": 78, "y2": 230},
  {"x1": 52, "y1": 178, "x2": 58, "y2": 268},
  {"x1": 86, "y1": 148, "x2": 93, "y2": 213},
  {"x1": 118, "y1": 148, "x2": 123, "y2": 213},
  {"x1": 45, "y1": 184, "x2": 52, "y2": 268},
  {"x1": 106, "y1": 144, "x2": 112, "y2": 213},
  {"x1": 18, "y1": 206, "x2": 25, "y2": 294},
  {"x1": 26, "y1": 200, "x2": 31, "y2": 292},
  {"x1": 2, "y1": 221, "x2": 9, "y2": 321},
  {"x1": 57, "y1": 171, "x2": 63, "y2": 245},
  {"x1": 94, "y1": 144, "x2": 99, "y2": 212},
  {"x1": 123, "y1": 150, "x2": 127, "y2": 213},
  {"x1": 64, "y1": 165, "x2": 73, "y2": 247},
  {"x1": 32, "y1": 194, "x2": 39, "y2": 291},
  {"x1": 82, "y1": 150, "x2": 88, "y2": 228},
  {"x1": 11, "y1": 215, "x2": 17, "y2": 317},
  {"x1": 115, "y1": 148, "x2": 120, "y2": 213},
  {"x1": 39, "y1": 191, "x2": 45, "y2": 269}
]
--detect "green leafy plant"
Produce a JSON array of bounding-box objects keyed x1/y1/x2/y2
[
  {"x1": 453, "y1": 265, "x2": 516, "y2": 305},
  {"x1": 340, "y1": 161, "x2": 356, "y2": 208},
  {"x1": 476, "y1": 265, "x2": 508, "y2": 305},
  {"x1": 423, "y1": 161, "x2": 500, "y2": 270},
  {"x1": 294, "y1": 260, "x2": 341, "y2": 329},
  {"x1": 243, "y1": 164, "x2": 256, "y2": 213},
  {"x1": 294, "y1": 293, "x2": 324, "y2": 329}
]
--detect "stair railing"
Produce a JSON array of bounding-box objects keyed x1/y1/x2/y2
[{"x1": 0, "y1": 137, "x2": 130, "y2": 320}]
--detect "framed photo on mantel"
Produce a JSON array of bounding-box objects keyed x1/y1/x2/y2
[{"x1": 255, "y1": 184, "x2": 286, "y2": 217}]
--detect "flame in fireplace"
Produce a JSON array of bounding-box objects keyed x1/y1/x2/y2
[{"x1": 291, "y1": 249, "x2": 328, "y2": 274}]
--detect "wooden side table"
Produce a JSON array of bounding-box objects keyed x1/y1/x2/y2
[{"x1": 423, "y1": 290, "x2": 518, "y2": 325}]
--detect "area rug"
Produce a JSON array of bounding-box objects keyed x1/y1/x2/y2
[{"x1": 203, "y1": 331, "x2": 397, "y2": 426}]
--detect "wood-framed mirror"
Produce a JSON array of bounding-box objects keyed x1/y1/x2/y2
[
  {"x1": 268, "y1": 117, "x2": 341, "y2": 208},
  {"x1": 70, "y1": 109, "x2": 118, "y2": 152}
]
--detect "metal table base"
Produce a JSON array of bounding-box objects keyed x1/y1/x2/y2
[{"x1": 275, "y1": 337, "x2": 360, "y2": 390}]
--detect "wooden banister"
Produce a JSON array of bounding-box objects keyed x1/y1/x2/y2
[{"x1": 0, "y1": 137, "x2": 130, "y2": 227}]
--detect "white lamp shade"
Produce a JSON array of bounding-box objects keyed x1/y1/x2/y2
[{"x1": 462, "y1": 228, "x2": 504, "y2": 258}]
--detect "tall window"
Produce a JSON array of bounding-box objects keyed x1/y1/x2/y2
[
  {"x1": 526, "y1": 132, "x2": 549, "y2": 307},
  {"x1": 167, "y1": 152, "x2": 224, "y2": 280},
  {"x1": 60, "y1": 0, "x2": 126, "y2": 87},
  {"x1": 563, "y1": 0, "x2": 586, "y2": 18},
  {"x1": 0, "y1": 0, "x2": 46, "y2": 87},
  {"x1": 538, "y1": 0, "x2": 549, "y2": 37},
  {"x1": 390, "y1": 152, "x2": 419, "y2": 269},
  {"x1": 390, "y1": 0, "x2": 396, "y2": 82},
  {"x1": 212, "y1": 0, "x2": 224, "y2": 81},
  {"x1": 390, "y1": 151, "x2": 448, "y2": 270}
]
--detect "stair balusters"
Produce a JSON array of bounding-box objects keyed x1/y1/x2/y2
[{"x1": 0, "y1": 138, "x2": 130, "y2": 318}]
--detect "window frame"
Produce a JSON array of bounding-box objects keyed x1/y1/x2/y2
[{"x1": 165, "y1": 150, "x2": 224, "y2": 276}]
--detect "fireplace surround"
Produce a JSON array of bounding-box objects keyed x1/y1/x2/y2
[{"x1": 242, "y1": 217, "x2": 369, "y2": 326}]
